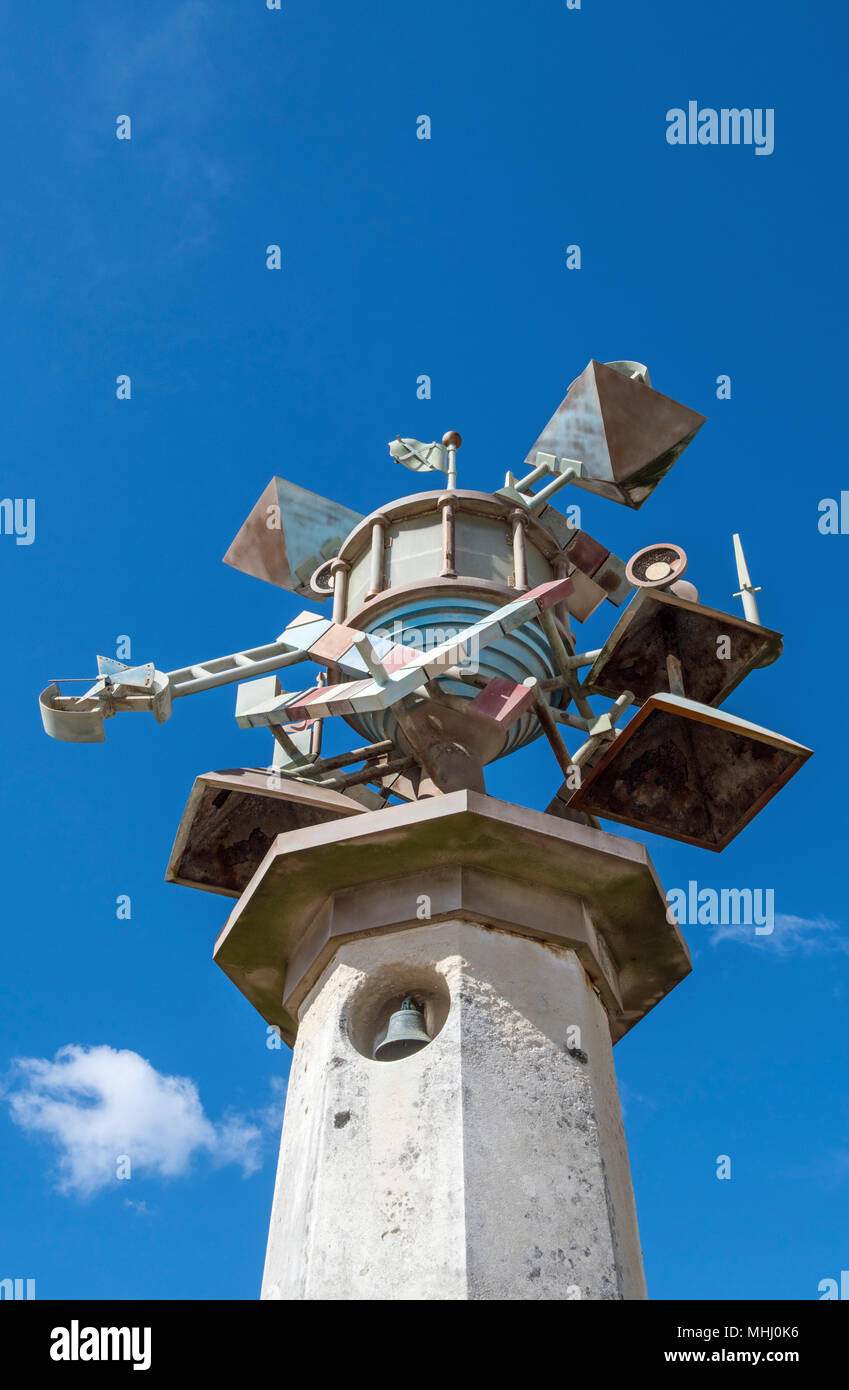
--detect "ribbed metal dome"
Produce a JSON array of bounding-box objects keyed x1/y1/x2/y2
[{"x1": 343, "y1": 596, "x2": 566, "y2": 759}]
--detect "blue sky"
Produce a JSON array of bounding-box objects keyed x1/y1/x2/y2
[{"x1": 0, "y1": 0, "x2": 846, "y2": 1300}]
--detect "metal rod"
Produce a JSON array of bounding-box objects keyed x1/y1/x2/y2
[
  {"x1": 439, "y1": 495, "x2": 457, "y2": 577},
  {"x1": 308, "y1": 739, "x2": 395, "y2": 775},
  {"x1": 570, "y1": 733, "x2": 606, "y2": 768},
  {"x1": 309, "y1": 674, "x2": 326, "y2": 756},
  {"x1": 446, "y1": 448, "x2": 457, "y2": 490},
  {"x1": 269, "y1": 726, "x2": 310, "y2": 763},
  {"x1": 566, "y1": 691, "x2": 634, "y2": 767},
  {"x1": 321, "y1": 754, "x2": 413, "y2": 790},
  {"x1": 550, "y1": 556, "x2": 575, "y2": 646},
  {"x1": 442, "y1": 431, "x2": 461, "y2": 490},
  {"x1": 550, "y1": 708, "x2": 592, "y2": 732},
  {"x1": 732, "y1": 532, "x2": 762, "y2": 624},
  {"x1": 365, "y1": 516, "x2": 387, "y2": 600},
  {"x1": 539, "y1": 651, "x2": 601, "y2": 689},
  {"x1": 538, "y1": 610, "x2": 595, "y2": 719},
  {"x1": 610, "y1": 691, "x2": 636, "y2": 722},
  {"x1": 666, "y1": 652, "x2": 686, "y2": 698},
  {"x1": 528, "y1": 465, "x2": 579, "y2": 512},
  {"x1": 524, "y1": 678, "x2": 576, "y2": 779},
  {"x1": 331, "y1": 559, "x2": 350, "y2": 623},
  {"x1": 510, "y1": 510, "x2": 529, "y2": 589},
  {"x1": 515, "y1": 460, "x2": 551, "y2": 494}
]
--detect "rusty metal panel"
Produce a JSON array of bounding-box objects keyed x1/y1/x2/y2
[
  {"x1": 166, "y1": 768, "x2": 366, "y2": 897},
  {"x1": 568, "y1": 694, "x2": 811, "y2": 851},
  {"x1": 583, "y1": 589, "x2": 783, "y2": 707},
  {"x1": 223, "y1": 477, "x2": 363, "y2": 596},
  {"x1": 564, "y1": 529, "x2": 609, "y2": 575},
  {"x1": 525, "y1": 361, "x2": 705, "y2": 508}
]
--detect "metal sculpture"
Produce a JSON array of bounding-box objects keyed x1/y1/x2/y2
[{"x1": 39, "y1": 358, "x2": 811, "y2": 893}]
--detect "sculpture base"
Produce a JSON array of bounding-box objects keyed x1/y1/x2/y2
[
  {"x1": 207, "y1": 792, "x2": 690, "y2": 1299},
  {"x1": 262, "y1": 921, "x2": 646, "y2": 1301}
]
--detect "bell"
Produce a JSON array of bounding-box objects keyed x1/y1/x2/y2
[{"x1": 374, "y1": 997, "x2": 431, "y2": 1061}]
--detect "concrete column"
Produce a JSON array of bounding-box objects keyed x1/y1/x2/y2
[
  {"x1": 262, "y1": 920, "x2": 645, "y2": 1301},
  {"x1": 211, "y1": 792, "x2": 690, "y2": 1301}
]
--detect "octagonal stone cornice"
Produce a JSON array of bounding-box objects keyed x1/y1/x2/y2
[{"x1": 212, "y1": 791, "x2": 691, "y2": 1047}]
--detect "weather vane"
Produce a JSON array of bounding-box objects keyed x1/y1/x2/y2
[{"x1": 40, "y1": 356, "x2": 810, "y2": 884}]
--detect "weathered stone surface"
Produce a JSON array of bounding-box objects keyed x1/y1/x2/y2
[
  {"x1": 262, "y1": 923, "x2": 646, "y2": 1301},
  {"x1": 213, "y1": 791, "x2": 691, "y2": 1046}
]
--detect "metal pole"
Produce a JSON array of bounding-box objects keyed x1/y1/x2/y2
[
  {"x1": 442, "y1": 430, "x2": 462, "y2": 489},
  {"x1": 732, "y1": 533, "x2": 762, "y2": 625},
  {"x1": 528, "y1": 465, "x2": 579, "y2": 511},
  {"x1": 439, "y1": 494, "x2": 457, "y2": 577},
  {"x1": 321, "y1": 754, "x2": 414, "y2": 791},
  {"x1": 365, "y1": 516, "x2": 387, "y2": 601},
  {"x1": 537, "y1": 610, "x2": 595, "y2": 720},
  {"x1": 331, "y1": 559, "x2": 351, "y2": 623},
  {"x1": 510, "y1": 510, "x2": 529, "y2": 590},
  {"x1": 524, "y1": 678, "x2": 577, "y2": 779}
]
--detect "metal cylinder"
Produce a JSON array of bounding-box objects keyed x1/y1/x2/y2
[
  {"x1": 331, "y1": 559, "x2": 350, "y2": 623},
  {"x1": 439, "y1": 494, "x2": 457, "y2": 577},
  {"x1": 365, "y1": 517, "x2": 387, "y2": 601},
  {"x1": 510, "y1": 509, "x2": 529, "y2": 589}
]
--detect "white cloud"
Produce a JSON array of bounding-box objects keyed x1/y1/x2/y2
[
  {"x1": 2, "y1": 1044, "x2": 275, "y2": 1198},
  {"x1": 256, "y1": 1074, "x2": 288, "y2": 1132},
  {"x1": 711, "y1": 914, "x2": 846, "y2": 954}
]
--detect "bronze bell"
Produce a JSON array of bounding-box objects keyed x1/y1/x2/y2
[{"x1": 374, "y1": 997, "x2": 431, "y2": 1061}]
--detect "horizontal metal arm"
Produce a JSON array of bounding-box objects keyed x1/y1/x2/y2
[
  {"x1": 168, "y1": 641, "x2": 312, "y2": 698},
  {"x1": 39, "y1": 613, "x2": 332, "y2": 743}
]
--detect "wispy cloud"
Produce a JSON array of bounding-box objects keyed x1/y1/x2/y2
[
  {"x1": 787, "y1": 1149, "x2": 849, "y2": 1192},
  {"x1": 92, "y1": 0, "x2": 234, "y2": 242},
  {"x1": 55, "y1": 2, "x2": 235, "y2": 277},
  {"x1": 124, "y1": 1198, "x2": 151, "y2": 1216},
  {"x1": 711, "y1": 914, "x2": 846, "y2": 954},
  {"x1": 617, "y1": 1080, "x2": 658, "y2": 1122},
  {"x1": 2, "y1": 1043, "x2": 282, "y2": 1198}
]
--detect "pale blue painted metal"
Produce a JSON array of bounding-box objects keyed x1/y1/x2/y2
[{"x1": 343, "y1": 596, "x2": 566, "y2": 758}]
